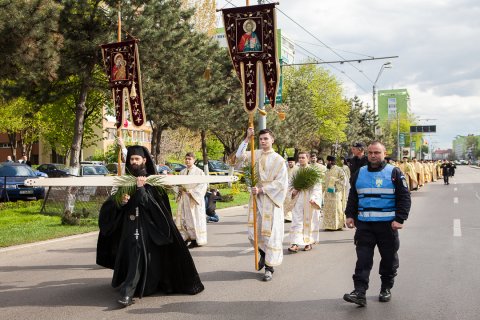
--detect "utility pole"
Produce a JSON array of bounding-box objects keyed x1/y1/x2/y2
[
  {"x1": 257, "y1": 0, "x2": 266, "y2": 130},
  {"x1": 372, "y1": 62, "x2": 392, "y2": 136},
  {"x1": 397, "y1": 110, "x2": 400, "y2": 160}
]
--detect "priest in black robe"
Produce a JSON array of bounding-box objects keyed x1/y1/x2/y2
[{"x1": 96, "y1": 145, "x2": 204, "y2": 307}]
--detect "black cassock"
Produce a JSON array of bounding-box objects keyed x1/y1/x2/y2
[{"x1": 96, "y1": 185, "x2": 204, "y2": 298}]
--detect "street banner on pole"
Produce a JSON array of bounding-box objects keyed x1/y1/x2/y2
[
  {"x1": 101, "y1": 39, "x2": 146, "y2": 128},
  {"x1": 221, "y1": 3, "x2": 281, "y2": 113}
]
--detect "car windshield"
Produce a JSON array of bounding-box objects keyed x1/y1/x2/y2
[
  {"x1": 0, "y1": 165, "x2": 35, "y2": 177},
  {"x1": 54, "y1": 164, "x2": 66, "y2": 170},
  {"x1": 94, "y1": 166, "x2": 109, "y2": 175},
  {"x1": 211, "y1": 161, "x2": 230, "y2": 170}
]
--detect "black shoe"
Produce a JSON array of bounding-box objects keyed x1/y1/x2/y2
[
  {"x1": 343, "y1": 290, "x2": 367, "y2": 307},
  {"x1": 188, "y1": 240, "x2": 199, "y2": 249},
  {"x1": 263, "y1": 270, "x2": 273, "y2": 282},
  {"x1": 118, "y1": 296, "x2": 134, "y2": 307},
  {"x1": 379, "y1": 288, "x2": 391, "y2": 302},
  {"x1": 257, "y1": 254, "x2": 265, "y2": 271}
]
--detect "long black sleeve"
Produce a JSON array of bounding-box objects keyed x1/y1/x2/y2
[
  {"x1": 345, "y1": 169, "x2": 360, "y2": 219},
  {"x1": 392, "y1": 167, "x2": 411, "y2": 223}
]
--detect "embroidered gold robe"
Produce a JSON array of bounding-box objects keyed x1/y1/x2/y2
[{"x1": 322, "y1": 165, "x2": 346, "y2": 230}]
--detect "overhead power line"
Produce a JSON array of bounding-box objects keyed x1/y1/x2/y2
[{"x1": 283, "y1": 56, "x2": 399, "y2": 66}]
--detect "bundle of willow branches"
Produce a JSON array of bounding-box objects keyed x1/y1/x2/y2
[
  {"x1": 291, "y1": 166, "x2": 322, "y2": 191},
  {"x1": 242, "y1": 163, "x2": 259, "y2": 188},
  {"x1": 112, "y1": 175, "x2": 166, "y2": 207}
]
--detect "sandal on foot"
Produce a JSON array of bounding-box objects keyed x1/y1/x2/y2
[
  {"x1": 288, "y1": 244, "x2": 299, "y2": 253},
  {"x1": 304, "y1": 244, "x2": 312, "y2": 251}
]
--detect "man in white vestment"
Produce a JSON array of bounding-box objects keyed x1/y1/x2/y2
[
  {"x1": 288, "y1": 152, "x2": 322, "y2": 253},
  {"x1": 175, "y1": 152, "x2": 208, "y2": 248},
  {"x1": 284, "y1": 156, "x2": 298, "y2": 222},
  {"x1": 236, "y1": 128, "x2": 288, "y2": 281}
]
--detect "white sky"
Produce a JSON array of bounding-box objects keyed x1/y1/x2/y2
[{"x1": 216, "y1": 0, "x2": 480, "y2": 149}]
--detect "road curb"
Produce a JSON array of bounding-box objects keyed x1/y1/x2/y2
[{"x1": 0, "y1": 231, "x2": 98, "y2": 253}]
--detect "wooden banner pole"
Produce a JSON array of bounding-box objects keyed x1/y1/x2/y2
[
  {"x1": 116, "y1": 2, "x2": 123, "y2": 176},
  {"x1": 249, "y1": 113, "x2": 259, "y2": 270}
]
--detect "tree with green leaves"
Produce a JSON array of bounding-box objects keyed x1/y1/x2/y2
[
  {"x1": 341, "y1": 96, "x2": 377, "y2": 155},
  {"x1": 270, "y1": 64, "x2": 349, "y2": 157},
  {"x1": 0, "y1": 97, "x2": 41, "y2": 160},
  {"x1": 56, "y1": 0, "x2": 114, "y2": 172},
  {"x1": 0, "y1": 0, "x2": 62, "y2": 96}
]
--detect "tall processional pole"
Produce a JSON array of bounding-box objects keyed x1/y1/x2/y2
[
  {"x1": 245, "y1": 0, "x2": 259, "y2": 271},
  {"x1": 116, "y1": 2, "x2": 123, "y2": 176}
]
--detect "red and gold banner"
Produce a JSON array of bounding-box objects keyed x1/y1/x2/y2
[
  {"x1": 101, "y1": 39, "x2": 145, "y2": 128},
  {"x1": 222, "y1": 3, "x2": 280, "y2": 113}
]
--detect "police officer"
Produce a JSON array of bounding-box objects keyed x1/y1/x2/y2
[
  {"x1": 343, "y1": 141, "x2": 411, "y2": 307},
  {"x1": 348, "y1": 142, "x2": 368, "y2": 186}
]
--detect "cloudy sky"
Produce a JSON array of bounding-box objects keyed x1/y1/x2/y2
[{"x1": 216, "y1": 0, "x2": 480, "y2": 149}]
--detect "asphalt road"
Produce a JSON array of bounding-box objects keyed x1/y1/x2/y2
[{"x1": 1, "y1": 166, "x2": 480, "y2": 320}]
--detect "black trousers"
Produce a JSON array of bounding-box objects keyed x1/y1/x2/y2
[
  {"x1": 352, "y1": 220, "x2": 399, "y2": 293},
  {"x1": 443, "y1": 174, "x2": 449, "y2": 184}
]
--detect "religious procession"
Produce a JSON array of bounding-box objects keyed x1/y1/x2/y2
[{"x1": 3, "y1": 1, "x2": 469, "y2": 317}]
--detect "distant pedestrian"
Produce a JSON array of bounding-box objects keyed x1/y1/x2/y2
[
  {"x1": 5, "y1": 156, "x2": 13, "y2": 163},
  {"x1": 441, "y1": 160, "x2": 452, "y2": 185},
  {"x1": 18, "y1": 154, "x2": 32, "y2": 166}
]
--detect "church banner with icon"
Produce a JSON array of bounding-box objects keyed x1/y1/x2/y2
[
  {"x1": 101, "y1": 39, "x2": 145, "y2": 128},
  {"x1": 221, "y1": 3, "x2": 280, "y2": 113}
]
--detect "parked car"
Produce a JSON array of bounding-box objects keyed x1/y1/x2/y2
[
  {"x1": 106, "y1": 163, "x2": 125, "y2": 175},
  {"x1": 194, "y1": 159, "x2": 243, "y2": 178},
  {"x1": 167, "y1": 162, "x2": 186, "y2": 173},
  {"x1": 80, "y1": 161, "x2": 105, "y2": 165},
  {"x1": 0, "y1": 163, "x2": 45, "y2": 201},
  {"x1": 37, "y1": 163, "x2": 70, "y2": 177},
  {"x1": 156, "y1": 165, "x2": 173, "y2": 175},
  {"x1": 80, "y1": 164, "x2": 110, "y2": 176}
]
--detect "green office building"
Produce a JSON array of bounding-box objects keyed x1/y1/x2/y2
[{"x1": 378, "y1": 89, "x2": 410, "y2": 123}]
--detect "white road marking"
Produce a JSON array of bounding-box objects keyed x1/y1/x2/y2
[
  {"x1": 454, "y1": 187, "x2": 458, "y2": 192},
  {"x1": 453, "y1": 219, "x2": 462, "y2": 237},
  {"x1": 239, "y1": 248, "x2": 254, "y2": 254},
  {"x1": 454, "y1": 197, "x2": 459, "y2": 204}
]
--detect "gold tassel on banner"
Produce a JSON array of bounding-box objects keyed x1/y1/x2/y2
[
  {"x1": 258, "y1": 109, "x2": 267, "y2": 116},
  {"x1": 130, "y1": 81, "x2": 137, "y2": 98}
]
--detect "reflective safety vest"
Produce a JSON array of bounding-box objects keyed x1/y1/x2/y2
[{"x1": 356, "y1": 164, "x2": 396, "y2": 222}]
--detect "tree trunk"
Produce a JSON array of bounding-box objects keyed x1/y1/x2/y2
[
  {"x1": 64, "y1": 72, "x2": 91, "y2": 217},
  {"x1": 155, "y1": 126, "x2": 163, "y2": 164},
  {"x1": 201, "y1": 129, "x2": 209, "y2": 175},
  {"x1": 151, "y1": 124, "x2": 158, "y2": 161},
  {"x1": 69, "y1": 77, "x2": 89, "y2": 170},
  {"x1": 8, "y1": 133, "x2": 17, "y2": 160}
]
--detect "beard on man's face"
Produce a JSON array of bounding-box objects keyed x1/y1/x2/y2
[{"x1": 129, "y1": 163, "x2": 147, "y2": 177}]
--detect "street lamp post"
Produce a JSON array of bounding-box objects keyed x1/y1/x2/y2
[{"x1": 372, "y1": 62, "x2": 392, "y2": 127}]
